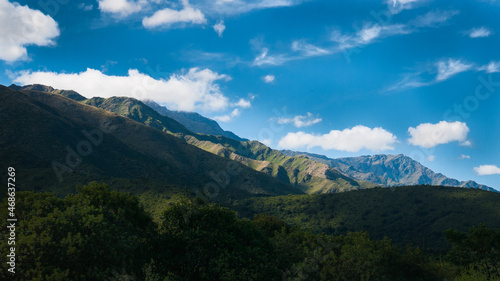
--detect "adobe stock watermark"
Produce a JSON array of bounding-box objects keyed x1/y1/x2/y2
[
  {"x1": 52, "y1": 118, "x2": 117, "y2": 182},
  {"x1": 407, "y1": 73, "x2": 499, "y2": 167}
]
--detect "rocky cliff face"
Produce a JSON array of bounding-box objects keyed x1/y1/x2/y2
[{"x1": 281, "y1": 151, "x2": 497, "y2": 192}]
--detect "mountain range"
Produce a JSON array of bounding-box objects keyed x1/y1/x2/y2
[
  {"x1": 0, "y1": 84, "x2": 300, "y2": 201},
  {"x1": 4, "y1": 83, "x2": 496, "y2": 195},
  {"x1": 282, "y1": 151, "x2": 496, "y2": 192}
]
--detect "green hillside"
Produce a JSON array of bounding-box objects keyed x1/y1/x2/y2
[
  {"x1": 232, "y1": 185, "x2": 500, "y2": 250},
  {"x1": 77, "y1": 94, "x2": 375, "y2": 194},
  {"x1": 0, "y1": 85, "x2": 300, "y2": 202}
]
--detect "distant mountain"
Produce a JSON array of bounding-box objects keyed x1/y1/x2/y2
[
  {"x1": 0, "y1": 85, "x2": 300, "y2": 200},
  {"x1": 143, "y1": 100, "x2": 247, "y2": 142},
  {"x1": 281, "y1": 151, "x2": 497, "y2": 192}
]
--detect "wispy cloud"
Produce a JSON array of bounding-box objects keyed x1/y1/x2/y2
[
  {"x1": 459, "y1": 154, "x2": 471, "y2": 160},
  {"x1": 478, "y1": 61, "x2": 500, "y2": 73},
  {"x1": 436, "y1": 59, "x2": 473, "y2": 81},
  {"x1": 411, "y1": 10, "x2": 460, "y2": 27},
  {"x1": 208, "y1": 0, "x2": 303, "y2": 15},
  {"x1": 277, "y1": 113, "x2": 322, "y2": 128},
  {"x1": 388, "y1": 58, "x2": 476, "y2": 91},
  {"x1": 466, "y1": 27, "x2": 492, "y2": 38},
  {"x1": 386, "y1": 0, "x2": 426, "y2": 14},
  {"x1": 253, "y1": 9, "x2": 459, "y2": 67},
  {"x1": 291, "y1": 40, "x2": 330, "y2": 56}
]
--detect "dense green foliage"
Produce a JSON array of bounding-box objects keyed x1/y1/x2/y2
[
  {"x1": 2, "y1": 183, "x2": 499, "y2": 280},
  {"x1": 0, "y1": 183, "x2": 156, "y2": 280},
  {"x1": 233, "y1": 186, "x2": 500, "y2": 250}
]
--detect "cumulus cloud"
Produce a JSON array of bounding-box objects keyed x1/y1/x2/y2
[
  {"x1": 436, "y1": 59, "x2": 473, "y2": 81},
  {"x1": 408, "y1": 121, "x2": 470, "y2": 148},
  {"x1": 13, "y1": 67, "x2": 232, "y2": 112},
  {"x1": 278, "y1": 125, "x2": 397, "y2": 152},
  {"x1": 467, "y1": 27, "x2": 492, "y2": 38},
  {"x1": 0, "y1": 0, "x2": 59, "y2": 62},
  {"x1": 213, "y1": 20, "x2": 226, "y2": 37},
  {"x1": 98, "y1": 0, "x2": 144, "y2": 17},
  {"x1": 263, "y1": 74, "x2": 275, "y2": 83},
  {"x1": 474, "y1": 165, "x2": 500, "y2": 176},
  {"x1": 143, "y1": 0, "x2": 206, "y2": 28},
  {"x1": 277, "y1": 113, "x2": 322, "y2": 128},
  {"x1": 213, "y1": 108, "x2": 240, "y2": 122},
  {"x1": 232, "y1": 95, "x2": 254, "y2": 108},
  {"x1": 459, "y1": 154, "x2": 471, "y2": 160}
]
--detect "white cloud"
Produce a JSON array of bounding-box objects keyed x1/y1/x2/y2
[
  {"x1": 259, "y1": 138, "x2": 272, "y2": 146},
  {"x1": 278, "y1": 125, "x2": 397, "y2": 152},
  {"x1": 412, "y1": 10, "x2": 460, "y2": 28},
  {"x1": 213, "y1": 20, "x2": 226, "y2": 37},
  {"x1": 474, "y1": 165, "x2": 500, "y2": 176},
  {"x1": 479, "y1": 61, "x2": 500, "y2": 73},
  {"x1": 253, "y1": 48, "x2": 289, "y2": 66},
  {"x1": 427, "y1": 155, "x2": 435, "y2": 162},
  {"x1": 143, "y1": 0, "x2": 206, "y2": 28},
  {"x1": 233, "y1": 96, "x2": 253, "y2": 108},
  {"x1": 436, "y1": 59, "x2": 473, "y2": 81},
  {"x1": 459, "y1": 154, "x2": 471, "y2": 160},
  {"x1": 263, "y1": 74, "x2": 275, "y2": 83},
  {"x1": 214, "y1": 108, "x2": 240, "y2": 122},
  {"x1": 0, "y1": 0, "x2": 59, "y2": 62},
  {"x1": 332, "y1": 23, "x2": 410, "y2": 51},
  {"x1": 386, "y1": 0, "x2": 424, "y2": 14},
  {"x1": 277, "y1": 113, "x2": 322, "y2": 128},
  {"x1": 13, "y1": 67, "x2": 231, "y2": 112},
  {"x1": 98, "y1": 0, "x2": 143, "y2": 17},
  {"x1": 467, "y1": 27, "x2": 492, "y2": 38},
  {"x1": 291, "y1": 40, "x2": 330, "y2": 56},
  {"x1": 408, "y1": 121, "x2": 470, "y2": 148},
  {"x1": 78, "y1": 3, "x2": 94, "y2": 11},
  {"x1": 210, "y1": 0, "x2": 302, "y2": 15}
]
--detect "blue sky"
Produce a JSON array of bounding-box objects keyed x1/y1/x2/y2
[{"x1": 1, "y1": 0, "x2": 499, "y2": 189}]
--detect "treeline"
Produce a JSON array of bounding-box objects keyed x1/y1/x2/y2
[{"x1": 1, "y1": 183, "x2": 499, "y2": 281}]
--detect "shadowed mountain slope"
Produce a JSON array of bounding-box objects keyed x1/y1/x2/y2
[{"x1": 0, "y1": 85, "x2": 300, "y2": 199}]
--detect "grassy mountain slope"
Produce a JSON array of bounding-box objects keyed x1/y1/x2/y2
[
  {"x1": 233, "y1": 185, "x2": 500, "y2": 250},
  {"x1": 143, "y1": 99, "x2": 247, "y2": 141},
  {"x1": 80, "y1": 95, "x2": 374, "y2": 194},
  {"x1": 0, "y1": 85, "x2": 300, "y2": 201},
  {"x1": 282, "y1": 151, "x2": 497, "y2": 192}
]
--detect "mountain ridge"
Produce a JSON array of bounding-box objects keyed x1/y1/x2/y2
[
  {"x1": 0, "y1": 84, "x2": 300, "y2": 199},
  {"x1": 281, "y1": 150, "x2": 497, "y2": 192}
]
